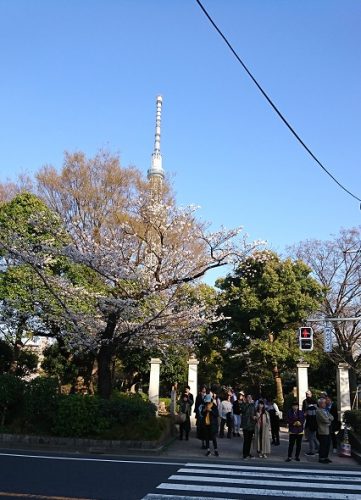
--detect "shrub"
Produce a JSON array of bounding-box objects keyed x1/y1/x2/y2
[
  {"x1": 0, "y1": 340, "x2": 13, "y2": 374},
  {"x1": 52, "y1": 392, "x2": 157, "y2": 439},
  {"x1": 109, "y1": 392, "x2": 157, "y2": 424},
  {"x1": 52, "y1": 395, "x2": 109, "y2": 437},
  {"x1": 99, "y1": 415, "x2": 167, "y2": 441},
  {"x1": 343, "y1": 410, "x2": 361, "y2": 435},
  {"x1": 23, "y1": 377, "x2": 59, "y2": 433},
  {"x1": 0, "y1": 374, "x2": 25, "y2": 426}
]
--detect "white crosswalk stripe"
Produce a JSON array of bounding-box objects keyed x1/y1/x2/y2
[{"x1": 142, "y1": 462, "x2": 361, "y2": 499}]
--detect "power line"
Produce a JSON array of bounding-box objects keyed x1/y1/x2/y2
[{"x1": 195, "y1": 0, "x2": 361, "y2": 206}]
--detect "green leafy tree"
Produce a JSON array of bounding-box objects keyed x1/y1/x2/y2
[
  {"x1": 216, "y1": 251, "x2": 324, "y2": 403},
  {"x1": 41, "y1": 341, "x2": 95, "y2": 393}
]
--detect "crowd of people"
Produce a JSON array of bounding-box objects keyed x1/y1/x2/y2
[{"x1": 177, "y1": 386, "x2": 340, "y2": 464}]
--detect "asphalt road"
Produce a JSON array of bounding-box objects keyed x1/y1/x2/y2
[
  {"x1": 0, "y1": 449, "x2": 360, "y2": 500},
  {"x1": 0, "y1": 450, "x2": 181, "y2": 500}
]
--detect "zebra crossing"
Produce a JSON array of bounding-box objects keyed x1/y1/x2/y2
[{"x1": 142, "y1": 462, "x2": 361, "y2": 499}]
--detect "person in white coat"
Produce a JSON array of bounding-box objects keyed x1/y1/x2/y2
[{"x1": 219, "y1": 393, "x2": 233, "y2": 438}]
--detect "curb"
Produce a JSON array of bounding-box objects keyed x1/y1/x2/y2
[{"x1": 0, "y1": 432, "x2": 174, "y2": 455}]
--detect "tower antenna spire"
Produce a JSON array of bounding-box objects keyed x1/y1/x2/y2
[{"x1": 147, "y1": 95, "x2": 164, "y2": 181}]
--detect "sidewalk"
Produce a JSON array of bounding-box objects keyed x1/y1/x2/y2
[{"x1": 161, "y1": 426, "x2": 358, "y2": 467}]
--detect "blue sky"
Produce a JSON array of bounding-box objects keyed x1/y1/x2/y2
[{"x1": 1, "y1": 0, "x2": 360, "y2": 283}]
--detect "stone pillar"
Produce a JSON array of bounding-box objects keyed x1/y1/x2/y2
[
  {"x1": 296, "y1": 362, "x2": 310, "y2": 409},
  {"x1": 149, "y1": 358, "x2": 162, "y2": 407},
  {"x1": 187, "y1": 355, "x2": 199, "y2": 425},
  {"x1": 170, "y1": 385, "x2": 177, "y2": 415},
  {"x1": 337, "y1": 363, "x2": 351, "y2": 421}
]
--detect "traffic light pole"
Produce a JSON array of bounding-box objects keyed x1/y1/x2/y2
[{"x1": 300, "y1": 317, "x2": 356, "y2": 420}]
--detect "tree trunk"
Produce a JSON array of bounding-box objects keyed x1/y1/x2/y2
[
  {"x1": 96, "y1": 313, "x2": 118, "y2": 399},
  {"x1": 273, "y1": 365, "x2": 284, "y2": 405},
  {"x1": 97, "y1": 344, "x2": 114, "y2": 399},
  {"x1": 269, "y1": 333, "x2": 284, "y2": 405}
]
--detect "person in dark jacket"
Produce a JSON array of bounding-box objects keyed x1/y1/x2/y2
[
  {"x1": 241, "y1": 394, "x2": 256, "y2": 459},
  {"x1": 302, "y1": 390, "x2": 313, "y2": 441},
  {"x1": 178, "y1": 392, "x2": 192, "y2": 440},
  {"x1": 268, "y1": 398, "x2": 280, "y2": 446},
  {"x1": 200, "y1": 393, "x2": 219, "y2": 456},
  {"x1": 286, "y1": 400, "x2": 305, "y2": 462},
  {"x1": 326, "y1": 395, "x2": 339, "y2": 453},
  {"x1": 194, "y1": 385, "x2": 207, "y2": 449},
  {"x1": 304, "y1": 398, "x2": 319, "y2": 455},
  {"x1": 233, "y1": 392, "x2": 244, "y2": 437},
  {"x1": 184, "y1": 385, "x2": 194, "y2": 408}
]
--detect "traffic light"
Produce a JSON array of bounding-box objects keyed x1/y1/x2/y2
[{"x1": 298, "y1": 326, "x2": 314, "y2": 351}]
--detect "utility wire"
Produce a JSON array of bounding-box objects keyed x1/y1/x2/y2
[{"x1": 195, "y1": 0, "x2": 361, "y2": 206}]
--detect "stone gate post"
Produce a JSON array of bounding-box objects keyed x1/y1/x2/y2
[
  {"x1": 297, "y1": 362, "x2": 310, "y2": 409},
  {"x1": 187, "y1": 355, "x2": 199, "y2": 425},
  {"x1": 337, "y1": 363, "x2": 351, "y2": 421},
  {"x1": 149, "y1": 358, "x2": 162, "y2": 408}
]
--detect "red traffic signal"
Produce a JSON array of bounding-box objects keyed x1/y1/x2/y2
[{"x1": 298, "y1": 326, "x2": 313, "y2": 351}]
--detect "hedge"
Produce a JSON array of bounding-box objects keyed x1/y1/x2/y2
[
  {"x1": 0, "y1": 375, "x2": 160, "y2": 439},
  {"x1": 343, "y1": 410, "x2": 361, "y2": 436}
]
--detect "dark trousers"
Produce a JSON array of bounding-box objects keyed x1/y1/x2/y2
[
  {"x1": 271, "y1": 416, "x2": 280, "y2": 444},
  {"x1": 318, "y1": 434, "x2": 331, "y2": 459},
  {"x1": 243, "y1": 429, "x2": 254, "y2": 458},
  {"x1": 179, "y1": 422, "x2": 189, "y2": 440},
  {"x1": 179, "y1": 415, "x2": 190, "y2": 440},
  {"x1": 204, "y1": 426, "x2": 217, "y2": 450},
  {"x1": 330, "y1": 432, "x2": 337, "y2": 450},
  {"x1": 220, "y1": 416, "x2": 232, "y2": 438},
  {"x1": 288, "y1": 433, "x2": 303, "y2": 458}
]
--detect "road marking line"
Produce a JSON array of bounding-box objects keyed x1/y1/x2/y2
[
  {"x1": 0, "y1": 452, "x2": 184, "y2": 467},
  {"x1": 185, "y1": 462, "x2": 361, "y2": 475},
  {"x1": 178, "y1": 467, "x2": 361, "y2": 482},
  {"x1": 169, "y1": 474, "x2": 358, "y2": 491},
  {"x1": 157, "y1": 483, "x2": 361, "y2": 499}
]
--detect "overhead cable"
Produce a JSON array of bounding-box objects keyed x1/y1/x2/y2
[{"x1": 195, "y1": 0, "x2": 361, "y2": 206}]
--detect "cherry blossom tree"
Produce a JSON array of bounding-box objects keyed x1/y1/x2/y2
[{"x1": 0, "y1": 151, "x2": 264, "y2": 398}]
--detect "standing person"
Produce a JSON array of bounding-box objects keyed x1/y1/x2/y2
[
  {"x1": 316, "y1": 397, "x2": 334, "y2": 464},
  {"x1": 241, "y1": 394, "x2": 256, "y2": 460},
  {"x1": 201, "y1": 393, "x2": 219, "y2": 457},
  {"x1": 230, "y1": 388, "x2": 237, "y2": 403},
  {"x1": 212, "y1": 389, "x2": 222, "y2": 428},
  {"x1": 254, "y1": 400, "x2": 271, "y2": 458},
  {"x1": 219, "y1": 393, "x2": 233, "y2": 439},
  {"x1": 304, "y1": 398, "x2": 319, "y2": 456},
  {"x1": 302, "y1": 390, "x2": 313, "y2": 412},
  {"x1": 326, "y1": 395, "x2": 340, "y2": 453},
  {"x1": 194, "y1": 385, "x2": 207, "y2": 449},
  {"x1": 233, "y1": 392, "x2": 244, "y2": 437},
  {"x1": 178, "y1": 392, "x2": 192, "y2": 440},
  {"x1": 302, "y1": 390, "x2": 313, "y2": 441},
  {"x1": 268, "y1": 398, "x2": 280, "y2": 446},
  {"x1": 286, "y1": 399, "x2": 305, "y2": 462},
  {"x1": 184, "y1": 385, "x2": 194, "y2": 408}
]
